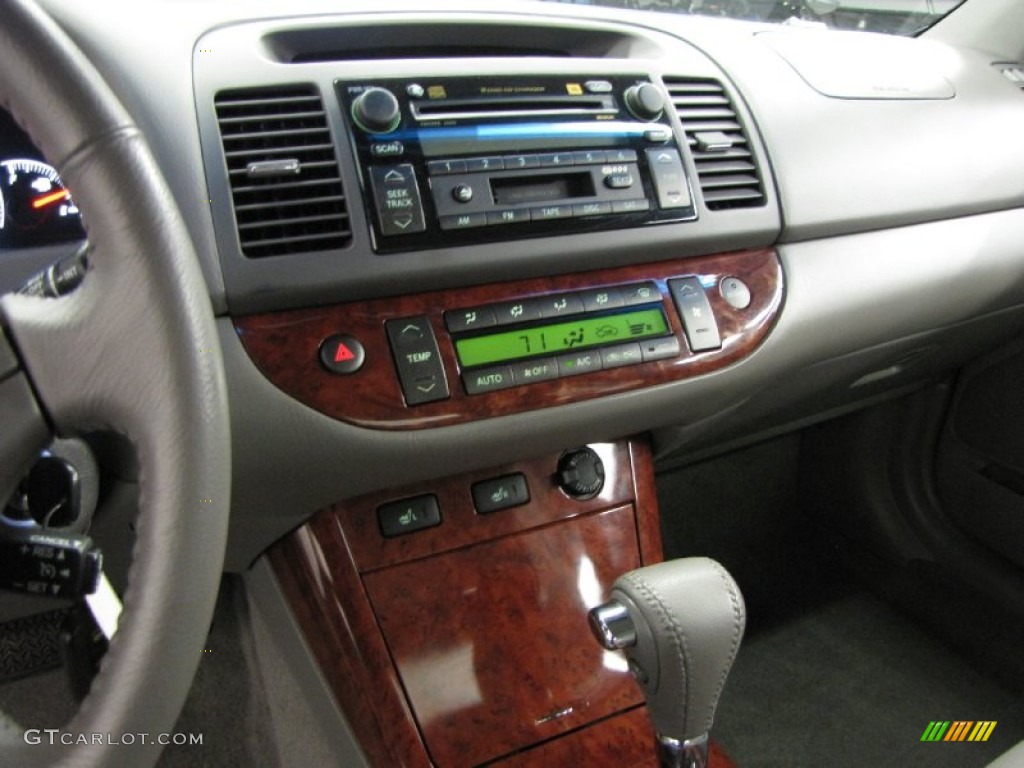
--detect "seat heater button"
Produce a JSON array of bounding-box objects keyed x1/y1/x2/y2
[{"x1": 378, "y1": 495, "x2": 441, "y2": 538}]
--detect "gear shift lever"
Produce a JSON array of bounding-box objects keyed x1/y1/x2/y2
[{"x1": 588, "y1": 558, "x2": 745, "y2": 768}]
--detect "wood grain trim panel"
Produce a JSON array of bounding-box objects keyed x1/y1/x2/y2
[
  {"x1": 268, "y1": 439, "x2": 685, "y2": 767},
  {"x1": 486, "y1": 707, "x2": 738, "y2": 768},
  {"x1": 235, "y1": 248, "x2": 782, "y2": 430}
]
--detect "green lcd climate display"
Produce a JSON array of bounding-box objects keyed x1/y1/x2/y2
[{"x1": 455, "y1": 307, "x2": 670, "y2": 368}]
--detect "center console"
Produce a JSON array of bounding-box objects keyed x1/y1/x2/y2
[{"x1": 269, "y1": 439, "x2": 735, "y2": 767}]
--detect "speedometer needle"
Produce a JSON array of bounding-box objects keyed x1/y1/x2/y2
[{"x1": 31, "y1": 189, "x2": 70, "y2": 209}]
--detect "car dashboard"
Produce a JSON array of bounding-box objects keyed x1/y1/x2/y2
[{"x1": 3, "y1": 1, "x2": 1024, "y2": 764}]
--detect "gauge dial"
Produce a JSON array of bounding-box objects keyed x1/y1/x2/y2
[{"x1": 0, "y1": 158, "x2": 85, "y2": 247}]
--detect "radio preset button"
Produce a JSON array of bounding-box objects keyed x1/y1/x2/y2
[
  {"x1": 445, "y1": 306, "x2": 497, "y2": 333},
  {"x1": 539, "y1": 152, "x2": 574, "y2": 167},
  {"x1": 556, "y1": 351, "x2": 602, "y2": 377},
  {"x1": 465, "y1": 156, "x2": 505, "y2": 172},
  {"x1": 427, "y1": 159, "x2": 468, "y2": 176},
  {"x1": 572, "y1": 201, "x2": 612, "y2": 217},
  {"x1": 531, "y1": 205, "x2": 572, "y2": 222},
  {"x1": 538, "y1": 293, "x2": 585, "y2": 319},
  {"x1": 511, "y1": 358, "x2": 558, "y2": 385},
  {"x1": 486, "y1": 209, "x2": 531, "y2": 226},
  {"x1": 580, "y1": 287, "x2": 625, "y2": 313},
  {"x1": 439, "y1": 213, "x2": 487, "y2": 231},
  {"x1": 452, "y1": 184, "x2": 474, "y2": 203},
  {"x1": 572, "y1": 150, "x2": 604, "y2": 165},
  {"x1": 503, "y1": 154, "x2": 540, "y2": 169},
  {"x1": 463, "y1": 365, "x2": 516, "y2": 395},
  {"x1": 493, "y1": 299, "x2": 542, "y2": 326},
  {"x1": 606, "y1": 148, "x2": 638, "y2": 163}
]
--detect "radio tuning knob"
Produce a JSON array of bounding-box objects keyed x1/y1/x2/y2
[
  {"x1": 351, "y1": 87, "x2": 401, "y2": 134},
  {"x1": 624, "y1": 83, "x2": 665, "y2": 122}
]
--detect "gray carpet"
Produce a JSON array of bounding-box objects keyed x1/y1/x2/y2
[
  {"x1": 657, "y1": 433, "x2": 1024, "y2": 768},
  {"x1": 715, "y1": 590, "x2": 1024, "y2": 768}
]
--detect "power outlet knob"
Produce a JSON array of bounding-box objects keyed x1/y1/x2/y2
[{"x1": 557, "y1": 447, "x2": 605, "y2": 500}]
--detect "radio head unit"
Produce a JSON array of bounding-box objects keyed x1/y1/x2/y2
[{"x1": 336, "y1": 76, "x2": 696, "y2": 253}]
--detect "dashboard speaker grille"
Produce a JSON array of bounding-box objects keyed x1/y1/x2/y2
[
  {"x1": 214, "y1": 85, "x2": 351, "y2": 258},
  {"x1": 663, "y1": 77, "x2": 765, "y2": 210}
]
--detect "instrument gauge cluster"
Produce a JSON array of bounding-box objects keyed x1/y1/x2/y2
[{"x1": 0, "y1": 109, "x2": 87, "y2": 250}]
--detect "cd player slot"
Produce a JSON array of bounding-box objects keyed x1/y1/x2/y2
[{"x1": 411, "y1": 95, "x2": 615, "y2": 121}]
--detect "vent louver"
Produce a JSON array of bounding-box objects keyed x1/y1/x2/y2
[
  {"x1": 214, "y1": 86, "x2": 351, "y2": 258},
  {"x1": 663, "y1": 78, "x2": 765, "y2": 210}
]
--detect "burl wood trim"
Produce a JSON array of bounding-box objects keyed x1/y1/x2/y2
[
  {"x1": 363, "y1": 504, "x2": 645, "y2": 767},
  {"x1": 630, "y1": 439, "x2": 663, "y2": 566},
  {"x1": 269, "y1": 522, "x2": 431, "y2": 768},
  {"x1": 235, "y1": 248, "x2": 782, "y2": 430},
  {"x1": 487, "y1": 708, "x2": 738, "y2": 768},
  {"x1": 268, "y1": 439, "x2": 709, "y2": 767},
  {"x1": 340, "y1": 442, "x2": 633, "y2": 572}
]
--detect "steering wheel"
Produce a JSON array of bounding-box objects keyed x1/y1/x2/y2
[{"x1": 0, "y1": 0, "x2": 230, "y2": 765}]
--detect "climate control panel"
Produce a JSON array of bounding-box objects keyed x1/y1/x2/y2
[{"x1": 234, "y1": 248, "x2": 783, "y2": 430}]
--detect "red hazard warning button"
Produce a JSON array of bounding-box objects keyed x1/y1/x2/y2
[{"x1": 318, "y1": 334, "x2": 366, "y2": 374}]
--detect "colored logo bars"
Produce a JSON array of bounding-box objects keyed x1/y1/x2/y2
[{"x1": 921, "y1": 721, "x2": 997, "y2": 742}]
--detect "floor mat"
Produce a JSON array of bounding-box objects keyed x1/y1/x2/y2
[
  {"x1": 714, "y1": 590, "x2": 1024, "y2": 768},
  {"x1": 657, "y1": 434, "x2": 1024, "y2": 768}
]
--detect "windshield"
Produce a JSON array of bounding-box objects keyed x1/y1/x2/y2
[{"x1": 542, "y1": 0, "x2": 967, "y2": 36}]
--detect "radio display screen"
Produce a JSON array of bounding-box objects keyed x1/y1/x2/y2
[{"x1": 454, "y1": 307, "x2": 670, "y2": 368}]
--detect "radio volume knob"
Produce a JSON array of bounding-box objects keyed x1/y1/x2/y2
[
  {"x1": 352, "y1": 87, "x2": 401, "y2": 134},
  {"x1": 624, "y1": 83, "x2": 665, "y2": 122}
]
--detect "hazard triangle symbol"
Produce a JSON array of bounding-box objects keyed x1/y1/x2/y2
[{"x1": 334, "y1": 343, "x2": 356, "y2": 363}]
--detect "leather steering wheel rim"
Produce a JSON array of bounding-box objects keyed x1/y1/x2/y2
[{"x1": 0, "y1": 1, "x2": 231, "y2": 765}]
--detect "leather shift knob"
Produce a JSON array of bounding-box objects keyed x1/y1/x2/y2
[{"x1": 591, "y1": 557, "x2": 745, "y2": 744}]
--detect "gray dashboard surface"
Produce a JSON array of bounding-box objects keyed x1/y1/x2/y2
[{"x1": 28, "y1": 0, "x2": 1024, "y2": 569}]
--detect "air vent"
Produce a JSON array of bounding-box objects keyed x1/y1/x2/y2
[
  {"x1": 663, "y1": 78, "x2": 765, "y2": 211},
  {"x1": 214, "y1": 86, "x2": 351, "y2": 258}
]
